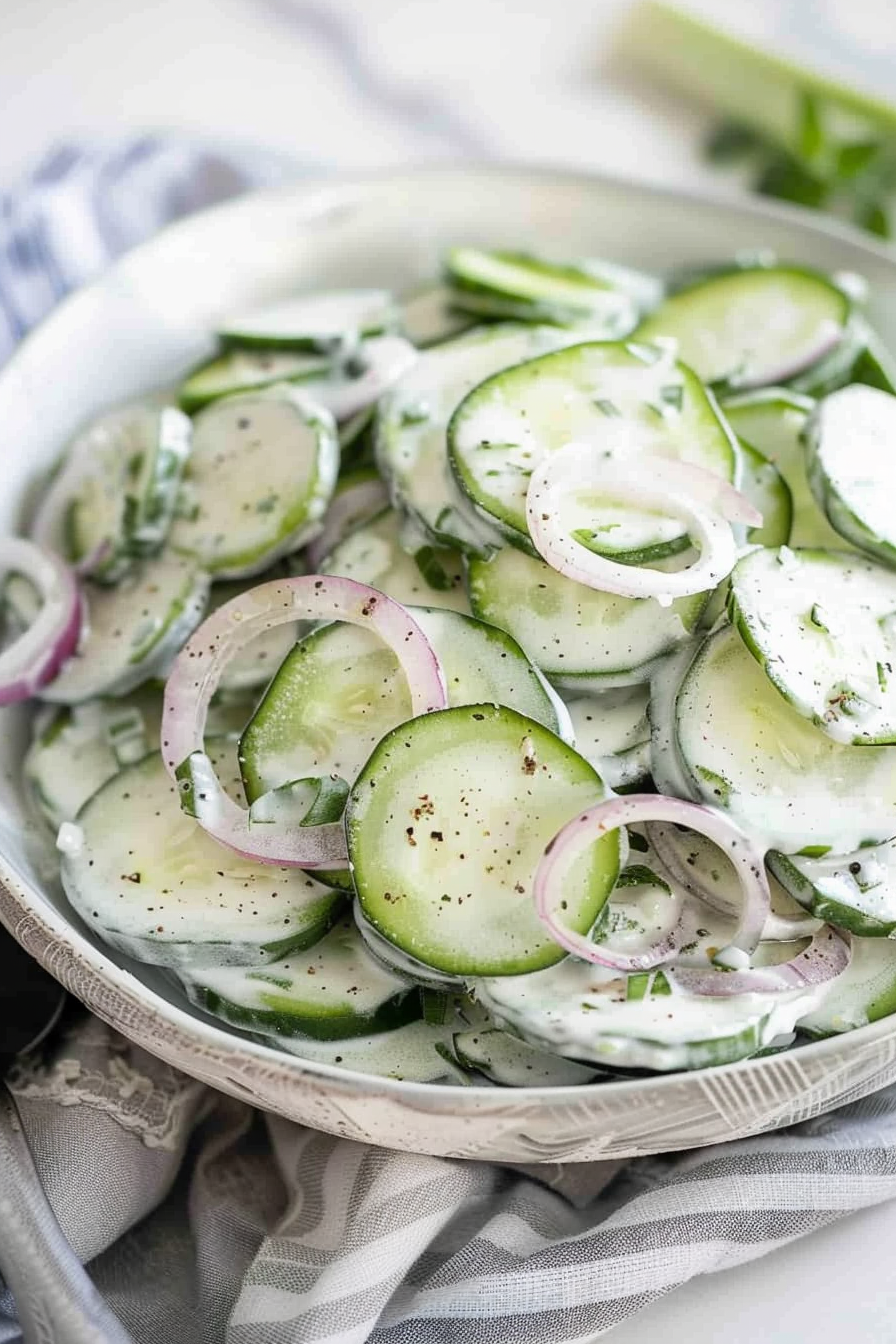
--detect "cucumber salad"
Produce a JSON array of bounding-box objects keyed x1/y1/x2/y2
[{"x1": 6, "y1": 248, "x2": 896, "y2": 1087}]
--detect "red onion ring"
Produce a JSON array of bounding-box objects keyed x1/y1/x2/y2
[
  {"x1": 534, "y1": 793, "x2": 770, "y2": 970},
  {"x1": 306, "y1": 474, "x2": 389, "y2": 570},
  {"x1": 526, "y1": 447, "x2": 761, "y2": 606},
  {"x1": 0, "y1": 539, "x2": 83, "y2": 705},
  {"x1": 162, "y1": 575, "x2": 447, "y2": 867},
  {"x1": 645, "y1": 820, "x2": 821, "y2": 942},
  {"x1": 667, "y1": 926, "x2": 851, "y2": 997}
]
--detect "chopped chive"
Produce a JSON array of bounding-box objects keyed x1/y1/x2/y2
[{"x1": 593, "y1": 398, "x2": 621, "y2": 417}]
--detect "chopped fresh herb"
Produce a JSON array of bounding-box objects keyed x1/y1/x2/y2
[
  {"x1": 593, "y1": 398, "x2": 621, "y2": 417},
  {"x1": 616, "y1": 864, "x2": 671, "y2": 895}
]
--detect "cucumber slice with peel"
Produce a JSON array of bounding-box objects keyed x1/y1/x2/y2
[
  {"x1": 274, "y1": 1017, "x2": 470, "y2": 1082},
  {"x1": 467, "y1": 544, "x2": 708, "y2": 688},
  {"x1": 739, "y1": 439, "x2": 792, "y2": 546},
  {"x1": 722, "y1": 389, "x2": 847, "y2": 550},
  {"x1": 24, "y1": 689, "x2": 162, "y2": 829},
  {"x1": 676, "y1": 624, "x2": 896, "y2": 854},
  {"x1": 452, "y1": 1028, "x2": 601, "y2": 1086},
  {"x1": 347, "y1": 704, "x2": 620, "y2": 977},
  {"x1": 239, "y1": 606, "x2": 569, "y2": 804},
  {"x1": 375, "y1": 323, "x2": 590, "y2": 555},
  {"x1": 179, "y1": 349, "x2": 332, "y2": 412},
  {"x1": 448, "y1": 340, "x2": 736, "y2": 555},
  {"x1": 798, "y1": 937, "x2": 896, "y2": 1037},
  {"x1": 218, "y1": 289, "x2": 396, "y2": 350},
  {"x1": 41, "y1": 553, "x2": 209, "y2": 704},
  {"x1": 181, "y1": 916, "x2": 420, "y2": 1040},
  {"x1": 444, "y1": 248, "x2": 637, "y2": 330},
  {"x1": 730, "y1": 546, "x2": 896, "y2": 745},
  {"x1": 805, "y1": 385, "x2": 896, "y2": 565},
  {"x1": 475, "y1": 918, "x2": 824, "y2": 1072},
  {"x1": 320, "y1": 508, "x2": 469, "y2": 614},
  {"x1": 769, "y1": 841, "x2": 896, "y2": 937},
  {"x1": 169, "y1": 386, "x2": 338, "y2": 578},
  {"x1": 33, "y1": 404, "x2": 192, "y2": 582},
  {"x1": 635, "y1": 268, "x2": 849, "y2": 392},
  {"x1": 60, "y1": 750, "x2": 342, "y2": 968}
]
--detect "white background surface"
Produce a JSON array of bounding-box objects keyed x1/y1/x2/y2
[{"x1": 3, "y1": 0, "x2": 896, "y2": 1338}]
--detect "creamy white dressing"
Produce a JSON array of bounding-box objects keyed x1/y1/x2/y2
[
  {"x1": 219, "y1": 290, "x2": 395, "y2": 346},
  {"x1": 731, "y1": 547, "x2": 896, "y2": 744},
  {"x1": 677, "y1": 624, "x2": 896, "y2": 854},
  {"x1": 60, "y1": 751, "x2": 339, "y2": 967},
  {"x1": 808, "y1": 385, "x2": 896, "y2": 558},
  {"x1": 42, "y1": 554, "x2": 209, "y2": 704}
]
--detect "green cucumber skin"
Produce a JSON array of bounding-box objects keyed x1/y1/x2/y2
[
  {"x1": 190, "y1": 981, "x2": 421, "y2": 1041},
  {"x1": 768, "y1": 851, "x2": 896, "y2": 938}
]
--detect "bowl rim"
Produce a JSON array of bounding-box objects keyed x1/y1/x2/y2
[{"x1": 3, "y1": 159, "x2": 895, "y2": 1108}]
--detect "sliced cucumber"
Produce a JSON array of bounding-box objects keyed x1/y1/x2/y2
[
  {"x1": 375, "y1": 323, "x2": 582, "y2": 554},
  {"x1": 739, "y1": 440, "x2": 792, "y2": 546},
  {"x1": 444, "y1": 248, "x2": 637, "y2": 331},
  {"x1": 769, "y1": 842, "x2": 896, "y2": 937},
  {"x1": 41, "y1": 554, "x2": 209, "y2": 704},
  {"x1": 730, "y1": 546, "x2": 896, "y2": 745},
  {"x1": 448, "y1": 340, "x2": 736, "y2": 554},
  {"x1": 399, "y1": 283, "x2": 477, "y2": 348},
  {"x1": 1, "y1": 571, "x2": 41, "y2": 640},
  {"x1": 181, "y1": 915, "x2": 420, "y2": 1040},
  {"x1": 239, "y1": 606, "x2": 568, "y2": 803},
  {"x1": 676, "y1": 624, "x2": 896, "y2": 854},
  {"x1": 179, "y1": 348, "x2": 333, "y2": 413},
  {"x1": 274, "y1": 1017, "x2": 470, "y2": 1082},
  {"x1": 320, "y1": 508, "x2": 469, "y2": 614},
  {"x1": 452, "y1": 1028, "x2": 600, "y2": 1086},
  {"x1": 169, "y1": 386, "x2": 338, "y2": 578},
  {"x1": 475, "y1": 948, "x2": 820, "y2": 1072},
  {"x1": 805, "y1": 385, "x2": 896, "y2": 565},
  {"x1": 467, "y1": 545, "x2": 708, "y2": 688},
  {"x1": 60, "y1": 751, "x2": 342, "y2": 968},
  {"x1": 798, "y1": 937, "x2": 896, "y2": 1037},
  {"x1": 346, "y1": 704, "x2": 619, "y2": 977},
  {"x1": 33, "y1": 404, "x2": 192, "y2": 582},
  {"x1": 565, "y1": 686, "x2": 651, "y2": 790},
  {"x1": 25, "y1": 689, "x2": 162, "y2": 829},
  {"x1": 635, "y1": 267, "x2": 849, "y2": 392},
  {"x1": 218, "y1": 289, "x2": 396, "y2": 350},
  {"x1": 722, "y1": 389, "x2": 846, "y2": 549}
]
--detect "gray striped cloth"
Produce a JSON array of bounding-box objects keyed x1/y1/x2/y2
[{"x1": 3, "y1": 139, "x2": 896, "y2": 1343}]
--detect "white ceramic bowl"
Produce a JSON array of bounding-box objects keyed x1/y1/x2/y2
[{"x1": 3, "y1": 166, "x2": 896, "y2": 1164}]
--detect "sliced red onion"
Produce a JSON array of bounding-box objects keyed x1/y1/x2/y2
[
  {"x1": 646, "y1": 820, "x2": 821, "y2": 942},
  {"x1": 162, "y1": 575, "x2": 447, "y2": 867},
  {"x1": 667, "y1": 926, "x2": 850, "y2": 997},
  {"x1": 0, "y1": 539, "x2": 83, "y2": 705},
  {"x1": 534, "y1": 793, "x2": 770, "y2": 970},
  {"x1": 305, "y1": 474, "x2": 389, "y2": 570},
  {"x1": 526, "y1": 446, "x2": 761, "y2": 606}
]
